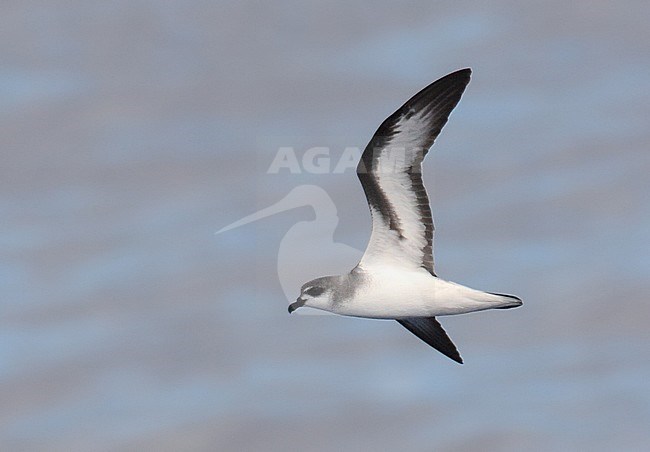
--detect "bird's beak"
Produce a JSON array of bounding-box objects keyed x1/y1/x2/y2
[{"x1": 288, "y1": 298, "x2": 305, "y2": 314}]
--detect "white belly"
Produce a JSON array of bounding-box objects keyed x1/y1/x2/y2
[{"x1": 333, "y1": 266, "x2": 503, "y2": 319}]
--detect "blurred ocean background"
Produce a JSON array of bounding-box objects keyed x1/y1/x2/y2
[{"x1": 2, "y1": 1, "x2": 649, "y2": 450}]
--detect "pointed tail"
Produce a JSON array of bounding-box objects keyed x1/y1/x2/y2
[{"x1": 488, "y1": 292, "x2": 523, "y2": 309}]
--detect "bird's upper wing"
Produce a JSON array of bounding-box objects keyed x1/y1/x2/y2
[{"x1": 356, "y1": 69, "x2": 471, "y2": 275}]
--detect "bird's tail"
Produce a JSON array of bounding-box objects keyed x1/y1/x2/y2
[{"x1": 487, "y1": 292, "x2": 523, "y2": 309}]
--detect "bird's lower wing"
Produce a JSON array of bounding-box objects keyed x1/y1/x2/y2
[{"x1": 397, "y1": 317, "x2": 463, "y2": 364}]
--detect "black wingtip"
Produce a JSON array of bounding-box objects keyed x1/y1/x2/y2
[
  {"x1": 448, "y1": 349, "x2": 464, "y2": 365},
  {"x1": 446, "y1": 67, "x2": 472, "y2": 82},
  {"x1": 397, "y1": 317, "x2": 464, "y2": 364},
  {"x1": 446, "y1": 350, "x2": 464, "y2": 364}
]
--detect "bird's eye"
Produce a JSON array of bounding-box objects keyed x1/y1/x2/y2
[{"x1": 306, "y1": 286, "x2": 325, "y2": 297}]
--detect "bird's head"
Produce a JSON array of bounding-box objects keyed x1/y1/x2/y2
[{"x1": 288, "y1": 276, "x2": 337, "y2": 313}]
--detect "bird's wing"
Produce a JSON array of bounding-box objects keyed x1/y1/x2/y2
[
  {"x1": 356, "y1": 69, "x2": 471, "y2": 275},
  {"x1": 397, "y1": 317, "x2": 463, "y2": 363}
]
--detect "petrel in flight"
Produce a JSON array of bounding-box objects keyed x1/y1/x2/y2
[{"x1": 288, "y1": 69, "x2": 522, "y2": 363}]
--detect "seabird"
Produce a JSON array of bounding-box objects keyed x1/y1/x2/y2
[{"x1": 288, "y1": 69, "x2": 522, "y2": 363}]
